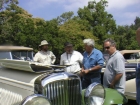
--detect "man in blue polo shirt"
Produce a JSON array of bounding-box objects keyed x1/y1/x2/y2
[{"x1": 80, "y1": 38, "x2": 104, "y2": 89}]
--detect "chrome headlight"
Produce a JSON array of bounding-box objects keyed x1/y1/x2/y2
[
  {"x1": 20, "y1": 94, "x2": 51, "y2": 105},
  {"x1": 84, "y1": 82, "x2": 105, "y2": 105}
]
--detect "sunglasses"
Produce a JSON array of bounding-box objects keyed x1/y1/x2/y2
[{"x1": 104, "y1": 46, "x2": 111, "y2": 49}]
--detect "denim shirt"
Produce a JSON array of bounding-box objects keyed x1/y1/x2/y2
[{"x1": 83, "y1": 48, "x2": 104, "y2": 77}]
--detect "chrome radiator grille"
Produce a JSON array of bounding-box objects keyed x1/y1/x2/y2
[{"x1": 45, "y1": 79, "x2": 81, "y2": 105}]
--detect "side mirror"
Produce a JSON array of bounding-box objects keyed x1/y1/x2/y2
[{"x1": 20, "y1": 94, "x2": 51, "y2": 105}]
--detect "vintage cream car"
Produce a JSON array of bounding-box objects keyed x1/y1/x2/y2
[
  {"x1": 0, "y1": 46, "x2": 127, "y2": 105},
  {"x1": 120, "y1": 50, "x2": 140, "y2": 100},
  {"x1": 124, "y1": 64, "x2": 136, "y2": 100},
  {"x1": 120, "y1": 50, "x2": 140, "y2": 63}
]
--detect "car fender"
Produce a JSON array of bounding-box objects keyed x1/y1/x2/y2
[{"x1": 104, "y1": 88, "x2": 128, "y2": 105}]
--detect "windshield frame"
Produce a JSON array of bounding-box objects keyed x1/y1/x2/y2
[{"x1": 11, "y1": 50, "x2": 33, "y2": 61}]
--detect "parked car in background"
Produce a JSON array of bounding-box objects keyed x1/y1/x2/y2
[
  {"x1": 120, "y1": 50, "x2": 140, "y2": 63},
  {"x1": 0, "y1": 46, "x2": 127, "y2": 105},
  {"x1": 103, "y1": 53, "x2": 137, "y2": 101}
]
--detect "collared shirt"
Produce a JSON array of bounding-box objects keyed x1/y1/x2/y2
[
  {"x1": 83, "y1": 48, "x2": 104, "y2": 74},
  {"x1": 60, "y1": 50, "x2": 83, "y2": 73},
  {"x1": 34, "y1": 50, "x2": 56, "y2": 65},
  {"x1": 103, "y1": 51, "x2": 125, "y2": 93}
]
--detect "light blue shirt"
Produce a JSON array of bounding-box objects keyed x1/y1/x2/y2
[{"x1": 83, "y1": 48, "x2": 104, "y2": 75}]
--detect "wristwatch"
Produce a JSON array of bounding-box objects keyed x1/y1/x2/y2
[{"x1": 89, "y1": 68, "x2": 92, "y2": 71}]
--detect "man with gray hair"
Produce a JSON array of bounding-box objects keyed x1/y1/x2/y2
[
  {"x1": 81, "y1": 38, "x2": 104, "y2": 89},
  {"x1": 103, "y1": 38, "x2": 125, "y2": 94}
]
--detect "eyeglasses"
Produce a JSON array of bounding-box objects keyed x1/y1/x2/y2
[{"x1": 104, "y1": 46, "x2": 111, "y2": 49}]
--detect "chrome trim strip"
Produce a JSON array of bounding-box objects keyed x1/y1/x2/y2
[{"x1": 41, "y1": 72, "x2": 79, "y2": 87}]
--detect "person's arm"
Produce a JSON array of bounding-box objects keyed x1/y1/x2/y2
[
  {"x1": 81, "y1": 51, "x2": 104, "y2": 74},
  {"x1": 51, "y1": 51, "x2": 56, "y2": 64},
  {"x1": 81, "y1": 65, "x2": 102, "y2": 74},
  {"x1": 86, "y1": 51, "x2": 104, "y2": 72},
  {"x1": 78, "y1": 52, "x2": 83, "y2": 64},
  {"x1": 109, "y1": 73, "x2": 123, "y2": 88},
  {"x1": 33, "y1": 53, "x2": 39, "y2": 62},
  {"x1": 88, "y1": 65, "x2": 102, "y2": 72},
  {"x1": 78, "y1": 52, "x2": 84, "y2": 68}
]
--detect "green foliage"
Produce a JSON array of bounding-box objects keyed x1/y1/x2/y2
[
  {"x1": 0, "y1": 0, "x2": 18, "y2": 11},
  {"x1": 130, "y1": 17, "x2": 140, "y2": 30},
  {"x1": 0, "y1": 4, "x2": 46, "y2": 48},
  {"x1": 58, "y1": 19, "x2": 100, "y2": 52},
  {"x1": 0, "y1": 0, "x2": 140, "y2": 64},
  {"x1": 78, "y1": 0, "x2": 117, "y2": 46},
  {"x1": 57, "y1": 11, "x2": 74, "y2": 25},
  {"x1": 115, "y1": 25, "x2": 139, "y2": 50}
]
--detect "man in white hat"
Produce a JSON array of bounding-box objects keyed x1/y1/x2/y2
[{"x1": 34, "y1": 40, "x2": 56, "y2": 65}]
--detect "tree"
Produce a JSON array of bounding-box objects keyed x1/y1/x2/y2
[
  {"x1": 130, "y1": 17, "x2": 140, "y2": 30},
  {"x1": 0, "y1": 0, "x2": 18, "y2": 11},
  {"x1": 115, "y1": 17, "x2": 140, "y2": 50},
  {"x1": 57, "y1": 11, "x2": 74, "y2": 25},
  {"x1": 115, "y1": 25, "x2": 139, "y2": 50},
  {"x1": 0, "y1": 3, "x2": 48, "y2": 50},
  {"x1": 77, "y1": 0, "x2": 117, "y2": 45},
  {"x1": 58, "y1": 19, "x2": 100, "y2": 53},
  {"x1": 0, "y1": 3, "x2": 33, "y2": 45}
]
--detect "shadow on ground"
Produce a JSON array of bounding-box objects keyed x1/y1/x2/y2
[{"x1": 123, "y1": 100, "x2": 138, "y2": 105}]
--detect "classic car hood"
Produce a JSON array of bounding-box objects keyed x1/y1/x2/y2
[
  {"x1": 0, "y1": 67, "x2": 49, "y2": 84},
  {"x1": 0, "y1": 59, "x2": 53, "y2": 72}
]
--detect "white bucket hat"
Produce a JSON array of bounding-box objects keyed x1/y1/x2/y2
[{"x1": 39, "y1": 40, "x2": 49, "y2": 46}]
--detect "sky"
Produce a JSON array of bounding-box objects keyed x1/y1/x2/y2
[{"x1": 18, "y1": 0, "x2": 140, "y2": 26}]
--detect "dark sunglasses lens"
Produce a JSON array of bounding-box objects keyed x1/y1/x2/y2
[{"x1": 105, "y1": 47, "x2": 110, "y2": 49}]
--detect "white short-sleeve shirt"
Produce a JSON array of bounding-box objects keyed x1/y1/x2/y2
[{"x1": 60, "y1": 50, "x2": 83, "y2": 73}]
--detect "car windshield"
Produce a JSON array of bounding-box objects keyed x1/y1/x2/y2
[
  {"x1": 123, "y1": 53, "x2": 139, "y2": 60},
  {"x1": 11, "y1": 51, "x2": 33, "y2": 61}
]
